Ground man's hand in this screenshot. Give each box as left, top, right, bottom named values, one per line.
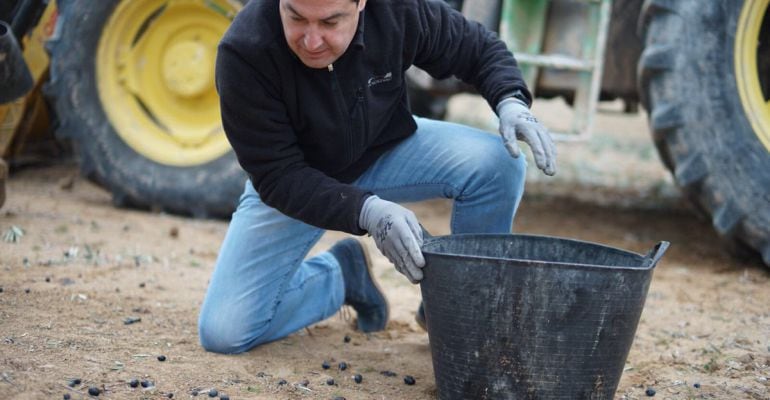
left=359, top=195, right=425, bottom=283
left=497, top=97, right=557, bottom=176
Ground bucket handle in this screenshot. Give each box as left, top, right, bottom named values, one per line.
left=643, top=241, right=670, bottom=268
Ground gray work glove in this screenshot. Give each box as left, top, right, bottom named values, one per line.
left=497, top=97, right=557, bottom=176
left=359, top=195, right=425, bottom=283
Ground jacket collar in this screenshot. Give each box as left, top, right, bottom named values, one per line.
left=351, top=9, right=365, bottom=50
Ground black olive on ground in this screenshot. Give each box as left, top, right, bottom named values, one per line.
left=403, top=375, right=416, bottom=385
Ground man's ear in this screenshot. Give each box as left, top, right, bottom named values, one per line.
left=357, top=0, right=367, bottom=12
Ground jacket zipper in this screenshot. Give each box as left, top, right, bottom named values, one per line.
left=328, top=63, right=354, bottom=164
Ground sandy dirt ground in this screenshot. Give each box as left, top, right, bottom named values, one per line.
left=1, top=96, right=769, bottom=400
left=1, top=162, right=768, bottom=400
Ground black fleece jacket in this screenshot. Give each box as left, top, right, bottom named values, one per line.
left=216, top=0, right=531, bottom=235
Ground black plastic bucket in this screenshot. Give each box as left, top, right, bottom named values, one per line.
left=420, top=233, right=669, bottom=400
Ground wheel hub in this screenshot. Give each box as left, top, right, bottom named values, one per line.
left=162, top=40, right=213, bottom=99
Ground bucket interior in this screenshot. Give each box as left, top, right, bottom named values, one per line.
left=422, top=233, right=648, bottom=269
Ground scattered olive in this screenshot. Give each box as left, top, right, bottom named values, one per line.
left=326, top=378, right=335, bottom=385
left=63, top=394, right=71, bottom=400
left=333, top=397, right=346, bottom=400
left=693, top=383, right=701, bottom=389
left=167, top=394, right=174, bottom=399
left=220, top=396, right=230, bottom=400
left=277, top=379, right=287, bottom=386
left=353, top=374, right=363, bottom=384
left=322, top=360, right=330, bottom=370
left=208, top=388, right=218, bottom=397
left=645, top=387, right=656, bottom=397
left=403, top=375, right=416, bottom=385
left=338, top=362, right=348, bottom=371
left=299, top=379, right=310, bottom=387
left=343, top=335, right=351, bottom=343
left=191, top=389, right=199, bottom=396
left=128, top=379, right=139, bottom=388
left=380, top=370, right=397, bottom=377
left=24, top=288, right=30, bottom=293
left=68, top=378, right=81, bottom=387
left=87, top=386, right=101, bottom=396
left=157, top=355, right=167, bottom=362
left=140, top=380, right=153, bottom=388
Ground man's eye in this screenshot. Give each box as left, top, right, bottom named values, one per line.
left=322, top=20, right=338, bottom=27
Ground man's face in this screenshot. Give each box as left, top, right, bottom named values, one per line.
left=279, top=0, right=366, bottom=69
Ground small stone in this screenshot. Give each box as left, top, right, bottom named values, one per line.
left=353, top=374, right=363, bottom=384
left=322, top=360, right=330, bottom=369
left=139, top=282, right=146, bottom=288
left=326, top=378, right=335, bottom=385
left=24, top=288, right=30, bottom=293
left=343, top=335, right=351, bottom=343
left=208, top=389, right=218, bottom=397
left=128, top=379, right=139, bottom=388
left=45, top=277, right=51, bottom=282
left=299, top=379, right=310, bottom=387
left=123, top=317, right=141, bottom=325
left=157, top=355, right=167, bottom=362
left=88, top=386, right=101, bottom=396
left=333, top=397, right=346, bottom=400
left=645, top=387, right=656, bottom=396
left=380, top=370, right=397, bottom=377
left=403, top=375, right=416, bottom=385
left=693, top=383, right=701, bottom=389
left=338, top=361, right=348, bottom=371
left=191, top=389, right=199, bottom=396
left=0, top=287, right=3, bottom=293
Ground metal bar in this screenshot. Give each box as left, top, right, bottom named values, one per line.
left=569, top=0, right=611, bottom=140
left=513, top=53, right=595, bottom=71
left=499, top=0, right=550, bottom=90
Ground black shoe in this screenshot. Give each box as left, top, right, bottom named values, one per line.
left=329, top=238, right=389, bottom=332
left=415, top=301, right=427, bottom=331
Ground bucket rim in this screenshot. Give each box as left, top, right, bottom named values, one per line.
left=421, top=233, right=661, bottom=271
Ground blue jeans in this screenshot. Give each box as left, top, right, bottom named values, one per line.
left=198, top=117, right=527, bottom=353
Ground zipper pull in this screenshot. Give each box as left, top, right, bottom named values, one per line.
left=327, top=64, right=334, bottom=72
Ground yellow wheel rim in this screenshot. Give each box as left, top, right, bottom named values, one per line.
left=736, top=0, right=770, bottom=152
left=97, top=0, right=242, bottom=166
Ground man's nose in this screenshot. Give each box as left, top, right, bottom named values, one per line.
left=303, top=28, right=323, bottom=51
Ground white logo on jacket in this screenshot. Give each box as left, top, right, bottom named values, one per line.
left=368, top=72, right=393, bottom=87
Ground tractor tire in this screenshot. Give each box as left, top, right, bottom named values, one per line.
left=45, top=0, right=246, bottom=218
left=638, top=0, right=770, bottom=266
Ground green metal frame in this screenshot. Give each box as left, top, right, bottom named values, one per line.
left=499, top=0, right=612, bottom=140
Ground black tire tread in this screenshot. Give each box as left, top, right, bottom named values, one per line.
left=639, top=0, right=770, bottom=267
